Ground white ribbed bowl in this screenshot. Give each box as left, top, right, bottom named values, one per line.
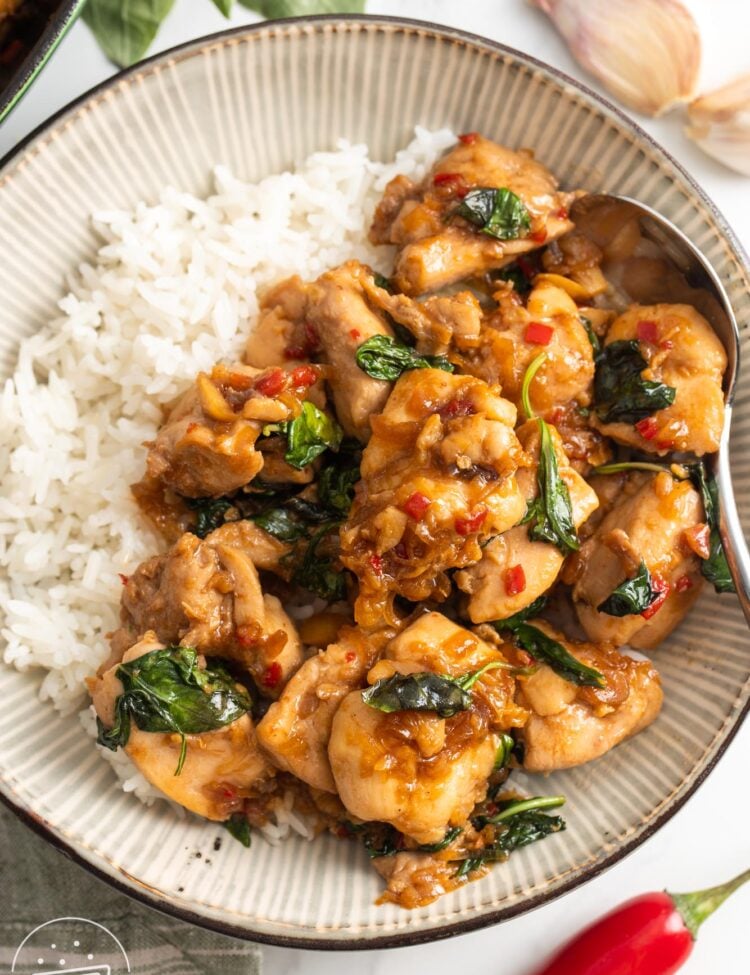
left=0, top=16, right=748, bottom=949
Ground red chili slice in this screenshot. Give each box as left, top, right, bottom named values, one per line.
left=458, top=132, right=479, bottom=145
left=555, top=206, right=569, bottom=220
left=530, top=227, right=548, bottom=244
left=349, top=328, right=361, bottom=340
left=637, top=320, right=659, bottom=344
left=455, top=508, right=488, bottom=536
left=641, top=577, right=670, bottom=620
left=368, top=553, right=384, bottom=576
left=438, top=397, right=475, bottom=420
left=255, top=368, right=287, bottom=397
left=344, top=651, right=357, bottom=663
left=505, top=564, right=526, bottom=595
left=434, top=171, right=463, bottom=186
left=261, top=661, right=283, bottom=688
left=290, top=364, right=318, bottom=389
left=635, top=417, right=659, bottom=440
left=675, top=574, right=694, bottom=593
left=684, top=523, right=711, bottom=560
left=524, top=321, right=554, bottom=345
left=403, top=491, right=431, bottom=520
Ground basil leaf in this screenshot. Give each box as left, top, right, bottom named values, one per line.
left=493, top=733, right=516, bottom=771
left=580, top=314, right=601, bottom=357
left=521, top=419, right=579, bottom=555
left=493, top=619, right=605, bottom=688
left=239, top=0, right=365, bottom=15
left=362, top=662, right=506, bottom=719
left=495, top=596, right=548, bottom=629
left=211, top=0, right=233, bottom=13
left=279, top=401, right=343, bottom=469
left=452, top=187, right=531, bottom=241
left=83, top=0, right=176, bottom=67
left=355, top=335, right=454, bottom=381
left=497, top=264, right=532, bottom=293
left=594, top=340, right=676, bottom=424
left=417, top=826, right=463, bottom=853
left=342, top=821, right=402, bottom=858
left=373, top=272, right=394, bottom=293
left=288, top=524, right=348, bottom=601
left=253, top=496, right=332, bottom=541
left=457, top=797, right=565, bottom=876
left=185, top=497, right=235, bottom=538
left=97, top=647, right=253, bottom=775
left=317, top=440, right=361, bottom=515
left=224, top=813, right=252, bottom=848
left=597, top=559, right=661, bottom=616
left=687, top=463, right=736, bottom=594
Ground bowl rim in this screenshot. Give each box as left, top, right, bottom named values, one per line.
left=1, top=11, right=749, bottom=952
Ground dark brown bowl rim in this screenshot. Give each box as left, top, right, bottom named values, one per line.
left=1, top=12, right=748, bottom=953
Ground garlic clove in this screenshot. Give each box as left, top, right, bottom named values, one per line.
left=686, top=73, right=750, bottom=176
left=529, top=0, right=701, bottom=117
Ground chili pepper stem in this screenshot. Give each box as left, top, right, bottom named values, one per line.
left=670, top=867, right=750, bottom=939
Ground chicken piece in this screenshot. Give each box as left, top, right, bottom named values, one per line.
left=592, top=303, right=727, bottom=456
left=372, top=851, right=462, bottom=909
left=145, top=362, right=318, bottom=498
left=257, top=626, right=382, bottom=792
left=110, top=521, right=303, bottom=696
left=328, top=613, right=527, bottom=845
left=539, top=230, right=610, bottom=299
left=515, top=622, right=663, bottom=771
left=340, top=369, right=527, bottom=627
left=370, top=135, right=576, bottom=295
left=472, top=278, right=596, bottom=414
left=566, top=471, right=704, bottom=649
left=89, top=634, right=273, bottom=820
left=248, top=262, right=394, bottom=441
left=456, top=419, right=598, bottom=623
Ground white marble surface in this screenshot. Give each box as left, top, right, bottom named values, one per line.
left=2, top=1, right=749, bottom=972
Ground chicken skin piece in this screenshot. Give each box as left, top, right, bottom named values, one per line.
left=328, top=613, right=527, bottom=844
left=247, top=262, right=394, bottom=441
left=145, top=362, right=318, bottom=498
left=566, top=471, right=704, bottom=649
left=110, top=521, right=303, bottom=697
left=515, top=622, right=663, bottom=772
left=340, top=369, right=527, bottom=627
left=257, top=626, right=382, bottom=792
left=456, top=419, right=599, bottom=623
left=370, top=135, right=576, bottom=295
left=89, top=634, right=273, bottom=820
left=592, top=303, right=727, bottom=456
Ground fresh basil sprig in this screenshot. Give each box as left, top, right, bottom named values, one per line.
left=687, top=463, right=736, bottom=594
left=493, top=617, right=605, bottom=688
left=452, top=187, right=531, bottom=241
left=355, top=335, right=454, bottom=381
left=597, top=559, right=661, bottom=616
left=268, top=401, right=343, bottom=470
left=96, top=647, right=253, bottom=775
left=362, top=661, right=509, bottom=719
left=594, top=340, right=676, bottom=424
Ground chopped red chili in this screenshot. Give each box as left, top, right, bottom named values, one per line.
left=684, top=523, right=711, bottom=560
left=458, top=132, right=479, bottom=144
left=455, top=508, right=488, bottom=536
left=555, top=206, right=569, bottom=220
left=255, top=368, right=286, bottom=397
left=524, top=321, right=554, bottom=346
left=635, top=417, right=659, bottom=440
left=641, top=577, right=670, bottom=620
left=221, top=786, right=237, bottom=800
left=403, top=491, right=431, bottom=520
left=530, top=227, right=548, bottom=244
left=284, top=344, right=307, bottom=360
left=368, top=553, right=384, bottom=575
left=675, top=574, right=693, bottom=593
left=261, top=662, right=283, bottom=688
left=344, top=651, right=357, bottom=663
left=186, top=421, right=199, bottom=433
left=660, top=339, right=674, bottom=350
left=637, top=320, right=659, bottom=344
left=434, top=171, right=463, bottom=186
left=119, top=573, right=129, bottom=586
left=505, top=564, right=526, bottom=595
left=349, top=328, right=361, bottom=340
left=290, top=364, right=318, bottom=389
left=438, top=397, right=475, bottom=420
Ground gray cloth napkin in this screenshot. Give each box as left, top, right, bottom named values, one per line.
left=0, top=804, right=261, bottom=975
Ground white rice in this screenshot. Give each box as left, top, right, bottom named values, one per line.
left=0, top=128, right=455, bottom=814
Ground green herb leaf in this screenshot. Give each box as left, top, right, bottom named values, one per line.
left=457, top=797, right=566, bottom=876
left=493, top=733, right=516, bottom=771
left=362, top=662, right=507, bottom=719
left=317, top=440, right=361, bottom=515
left=224, top=813, right=252, bottom=847
left=417, top=826, right=463, bottom=853
left=495, top=596, right=548, bottom=629
left=580, top=314, right=601, bottom=357
left=211, top=0, right=233, bottom=14
left=687, top=463, right=736, bottom=594
left=239, top=0, right=365, bottom=15
left=594, top=340, right=676, bottom=424
left=97, top=647, right=253, bottom=775
left=279, top=401, right=343, bottom=469
left=355, top=335, right=454, bottom=381
left=82, top=0, right=176, bottom=67
left=452, top=187, right=531, bottom=241
left=253, top=496, right=332, bottom=541
left=497, top=264, right=532, bottom=294
left=288, top=524, right=348, bottom=601
left=521, top=419, right=579, bottom=555
left=597, top=559, right=661, bottom=616
left=373, top=272, right=394, bottom=292
left=493, top=619, right=605, bottom=688
left=185, top=497, right=235, bottom=538
left=476, top=794, right=566, bottom=827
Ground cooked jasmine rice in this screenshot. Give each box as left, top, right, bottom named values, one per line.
left=0, top=129, right=455, bottom=811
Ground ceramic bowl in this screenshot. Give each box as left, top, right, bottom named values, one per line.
left=0, top=15, right=748, bottom=949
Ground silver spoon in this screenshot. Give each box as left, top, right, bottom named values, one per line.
left=570, top=193, right=750, bottom=625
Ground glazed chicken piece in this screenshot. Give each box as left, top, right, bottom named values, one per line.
left=370, top=135, right=576, bottom=295
left=472, top=278, right=597, bottom=414
left=110, top=521, right=303, bottom=696
left=592, top=303, right=727, bottom=456
left=257, top=626, right=383, bottom=792
left=565, top=471, right=704, bottom=649
left=328, top=613, right=527, bottom=844
left=456, top=419, right=599, bottom=623
left=340, top=369, right=527, bottom=627
left=372, top=851, right=463, bottom=909
left=145, top=362, right=319, bottom=498
left=247, top=262, right=394, bottom=441
left=89, top=634, right=274, bottom=820
left=515, top=622, right=663, bottom=772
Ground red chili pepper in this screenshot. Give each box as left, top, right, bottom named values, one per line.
left=289, top=364, right=318, bottom=389
left=455, top=508, right=487, bottom=536
left=433, top=171, right=463, bottom=186
left=505, top=564, right=526, bottom=595
left=642, top=576, right=670, bottom=620
left=403, top=491, right=431, bottom=521
left=255, top=368, right=286, bottom=397
left=517, top=256, right=536, bottom=278
left=284, top=344, right=307, bottom=360
left=344, top=651, right=356, bottom=663
left=186, top=421, right=199, bottom=433
left=531, top=868, right=750, bottom=975
left=637, top=319, right=660, bottom=344
left=660, top=339, right=674, bottom=350
left=437, top=397, right=475, bottom=420
left=368, top=553, right=384, bottom=576
left=555, top=205, right=569, bottom=220
left=349, top=328, right=361, bottom=340
left=675, top=574, right=693, bottom=593
left=684, top=523, right=711, bottom=560
left=530, top=227, right=548, bottom=244
left=118, top=573, right=129, bottom=586
left=261, top=661, right=283, bottom=688
left=636, top=416, right=660, bottom=441
left=524, top=321, right=554, bottom=346
left=458, top=131, right=479, bottom=144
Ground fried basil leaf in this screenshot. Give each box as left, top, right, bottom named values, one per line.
left=185, top=497, right=235, bottom=538
left=224, top=813, right=252, bottom=848
left=520, top=419, right=579, bottom=555
left=597, top=559, right=661, bottom=616
left=253, top=496, right=332, bottom=541
left=417, top=826, right=463, bottom=853
left=279, top=401, right=343, bottom=469
left=452, top=187, right=531, bottom=241
left=687, top=463, right=736, bottom=594
left=287, top=524, right=348, bottom=601
left=96, top=647, right=252, bottom=775
left=594, top=340, right=676, bottom=424
left=457, top=796, right=566, bottom=876
left=496, top=596, right=548, bottom=629
left=497, top=263, right=532, bottom=294
left=493, top=733, right=516, bottom=771
left=362, top=662, right=506, bottom=718
left=493, top=619, right=605, bottom=688
left=317, top=440, right=362, bottom=515
left=355, top=335, right=454, bottom=381
left=580, top=314, right=601, bottom=357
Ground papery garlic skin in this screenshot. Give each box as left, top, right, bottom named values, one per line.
left=686, top=74, right=750, bottom=177
left=529, top=0, right=701, bottom=117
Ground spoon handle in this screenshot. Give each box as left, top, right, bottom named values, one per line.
left=715, top=440, right=750, bottom=626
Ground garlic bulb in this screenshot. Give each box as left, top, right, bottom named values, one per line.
left=529, top=0, right=701, bottom=117
left=686, top=74, right=750, bottom=176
